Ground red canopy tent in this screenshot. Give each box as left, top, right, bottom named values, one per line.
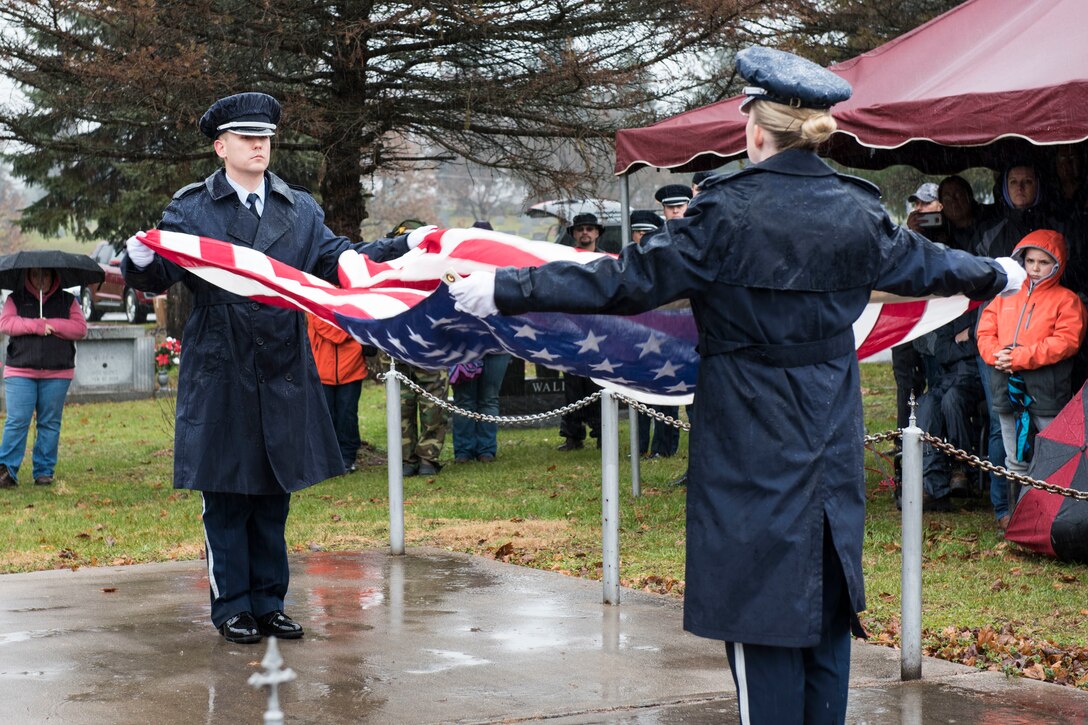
left=614, top=0, right=1088, bottom=174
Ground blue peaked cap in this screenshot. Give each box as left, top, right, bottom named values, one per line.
left=630, top=209, right=663, bottom=231
left=199, top=92, right=281, bottom=139
left=737, top=47, right=852, bottom=111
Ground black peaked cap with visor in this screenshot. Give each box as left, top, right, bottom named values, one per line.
left=737, top=47, right=852, bottom=111
left=199, top=92, right=281, bottom=139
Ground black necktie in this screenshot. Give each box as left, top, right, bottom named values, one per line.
left=246, top=192, right=261, bottom=220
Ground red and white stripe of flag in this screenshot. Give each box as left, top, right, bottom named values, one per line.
left=139, top=228, right=976, bottom=361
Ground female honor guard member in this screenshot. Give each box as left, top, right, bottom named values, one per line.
left=123, top=93, right=429, bottom=645
left=450, top=48, right=1025, bottom=724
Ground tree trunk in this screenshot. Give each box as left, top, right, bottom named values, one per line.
left=165, top=285, right=192, bottom=341
left=320, top=147, right=368, bottom=238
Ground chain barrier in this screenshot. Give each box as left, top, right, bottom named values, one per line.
left=864, top=430, right=901, bottom=447
left=378, top=369, right=601, bottom=425
left=919, top=431, right=1088, bottom=501
left=385, top=367, right=1087, bottom=501
left=862, top=427, right=1088, bottom=502
left=611, top=392, right=691, bottom=432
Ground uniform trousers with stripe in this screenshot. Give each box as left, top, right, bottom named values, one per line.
left=202, top=491, right=292, bottom=628
left=725, top=519, right=852, bottom=725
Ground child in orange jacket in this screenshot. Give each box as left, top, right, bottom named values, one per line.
left=307, top=314, right=368, bottom=472
left=976, top=229, right=1087, bottom=494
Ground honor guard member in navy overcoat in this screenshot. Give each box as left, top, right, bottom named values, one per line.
left=629, top=209, right=663, bottom=245
left=449, top=48, right=1027, bottom=723
left=654, top=183, right=693, bottom=220
left=123, top=92, right=428, bottom=645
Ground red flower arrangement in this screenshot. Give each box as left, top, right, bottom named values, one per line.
left=155, top=336, right=182, bottom=373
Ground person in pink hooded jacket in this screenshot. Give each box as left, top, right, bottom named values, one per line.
left=0, top=268, right=87, bottom=488
left=976, top=229, right=1087, bottom=525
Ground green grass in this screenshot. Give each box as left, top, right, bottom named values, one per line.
left=3, top=363, right=1088, bottom=686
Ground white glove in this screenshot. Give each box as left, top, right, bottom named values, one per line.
left=995, top=256, right=1027, bottom=297
left=449, top=271, right=499, bottom=317
left=125, top=234, right=155, bottom=268
left=406, top=225, right=438, bottom=249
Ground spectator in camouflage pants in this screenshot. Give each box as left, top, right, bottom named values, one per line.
left=400, top=363, right=449, bottom=476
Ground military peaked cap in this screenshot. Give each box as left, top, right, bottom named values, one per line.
left=199, top=92, right=282, bottom=139
left=737, top=47, right=852, bottom=111
left=654, top=184, right=692, bottom=207
left=630, top=209, right=664, bottom=232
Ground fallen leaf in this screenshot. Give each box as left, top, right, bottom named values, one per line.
left=1023, top=663, right=1047, bottom=680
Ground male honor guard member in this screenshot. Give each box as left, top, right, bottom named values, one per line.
left=629, top=209, right=663, bottom=245
left=123, top=92, right=424, bottom=644
left=654, top=184, right=693, bottom=220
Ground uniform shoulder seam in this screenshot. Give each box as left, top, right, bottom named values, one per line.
left=172, top=181, right=204, bottom=200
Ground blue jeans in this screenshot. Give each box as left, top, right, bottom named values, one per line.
left=0, top=376, right=72, bottom=483
left=977, top=357, right=1008, bottom=519
left=452, top=354, right=510, bottom=459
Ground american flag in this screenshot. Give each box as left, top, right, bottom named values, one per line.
left=139, top=228, right=976, bottom=404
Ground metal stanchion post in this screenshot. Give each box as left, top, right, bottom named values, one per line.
left=900, top=402, right=923, bottom=680
left=629, top=406, right=641, bottom=497
left=601, top=390, right=621, bottom=604
left=386, top=362, right=405, bottom=556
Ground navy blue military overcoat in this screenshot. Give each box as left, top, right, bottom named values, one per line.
left=495, top=150, right=1006, bottom=647
left=123, top=168, right=408, bottom=495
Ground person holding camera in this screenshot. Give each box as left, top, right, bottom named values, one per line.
left=906, top=182, right=948, bottom=243
left=890, top=182, right=946, bottom=478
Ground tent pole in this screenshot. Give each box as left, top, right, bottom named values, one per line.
left=619, top=174, right=631, bottom=247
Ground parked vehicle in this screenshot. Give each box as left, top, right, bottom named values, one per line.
left=525, top=199, right=624, bottom=253
left=80, top=241, right=161, bottom=323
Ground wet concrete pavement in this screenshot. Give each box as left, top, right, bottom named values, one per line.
left=2, top=547, right=1088, bottom=724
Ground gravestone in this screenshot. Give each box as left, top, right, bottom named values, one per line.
left=0, top=324, right=156, bottom=410
left=498, top=358, right=566, bottom=427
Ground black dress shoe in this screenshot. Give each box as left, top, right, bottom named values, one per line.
left=219, top=612, right=262, bottom=644
left=922, top=492, right=953, bottom=512
left=0, top=464, right=16, bottom=489
left=256, top=610, right=304, bottom=639
left=556, top=438, right=584, bottom=451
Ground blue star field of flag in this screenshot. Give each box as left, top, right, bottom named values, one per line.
left=335, top=285, right=699, bottom=396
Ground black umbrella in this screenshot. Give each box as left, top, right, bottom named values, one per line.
left=0, top=249, right=105, bottom=291
left=0, top=249, right=106, bottom=318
